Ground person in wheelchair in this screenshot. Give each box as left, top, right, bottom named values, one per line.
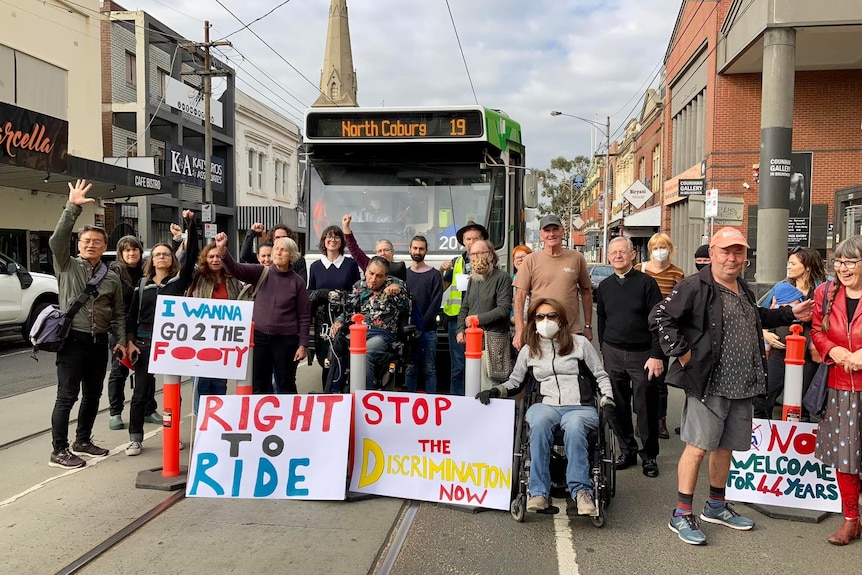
left=477, top=297, right=615, bottom=515
left=330, top=256, right=411, bottom=389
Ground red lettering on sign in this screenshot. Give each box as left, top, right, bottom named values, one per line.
left=199, top=396, right=231, bottom=431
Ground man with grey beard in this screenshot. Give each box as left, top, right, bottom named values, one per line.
left=457, top=239, right=513, bottom=389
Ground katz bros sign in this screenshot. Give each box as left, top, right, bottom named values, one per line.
left=188, top=394, right=351, bottom=499
left=727, top=419, right=840, bottom=512
left=165, top=142, right=225, bottom=192
left=149, top=295, right=253, bottom=380
left=350, top=391, right=514, bottom=510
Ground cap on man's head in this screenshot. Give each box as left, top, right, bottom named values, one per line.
left=455, top=220, right=489, bottom=245
left=710, top=227, right=750, bottom=249
left=694, top=244, right=710, bottom=260
left=539, top=214, right=563, bottom=229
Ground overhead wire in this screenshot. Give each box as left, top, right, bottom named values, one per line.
left=213, top=44, right=310, bottom=111
left=217, top=0, right=293, bottom=41
left=444, top=0, right=479, bottom=105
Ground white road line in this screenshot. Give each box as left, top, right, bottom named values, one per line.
left=0, top=349, right=31, bottom=359
left=552, top=498, right=580, bottom=575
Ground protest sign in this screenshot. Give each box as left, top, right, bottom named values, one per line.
left=149, top=295, right=253, bottom=379
left=187, top=394, right=352, bottom=499
left=727, top=418, right=841, bottom=513
left=349, top=391, right=515, bottom=510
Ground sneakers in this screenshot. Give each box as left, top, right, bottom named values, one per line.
left=576, top=489, right=597, bottom=516
left=144, top=411, right=163, bottom=425
left=109, top=414, right=125, bottom=430
left=527, top=495, right=549, bottom=512
left=71, top=440, right=109, bottom=457
left=700, top=502, right=755, bottom=530
left=125, top=441, right=142, bottom=456
left=669, top=513, right=707, bottom=545
left=49, top=448, right=86, bottom=469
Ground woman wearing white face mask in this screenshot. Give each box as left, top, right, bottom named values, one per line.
left=476, top=297, right=614, bottom=515
left=638, top=233, right=684, bottom=439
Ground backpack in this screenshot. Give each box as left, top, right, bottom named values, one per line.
left=237, top=266, right=270, bottom=301
left=30, top=263, right=109, bottom=358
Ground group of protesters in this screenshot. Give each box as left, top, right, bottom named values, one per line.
left=47, top=179, right=862, bottom=547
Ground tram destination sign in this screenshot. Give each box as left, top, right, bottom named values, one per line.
left=305, top=110, right=485, bottom=140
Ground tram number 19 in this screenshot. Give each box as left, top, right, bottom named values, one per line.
left=450, top=118, right=467, bottom=136
left=439, top=236, right=459, bottom=250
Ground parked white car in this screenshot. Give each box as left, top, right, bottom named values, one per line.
left=0, top=252, right=59, bottom=342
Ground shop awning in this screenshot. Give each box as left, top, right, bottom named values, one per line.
left=624, top=205, right=661, bottom=227
left=236, top=204, right=307, bottom=232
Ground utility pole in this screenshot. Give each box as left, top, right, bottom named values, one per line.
left=602, top=115, right=610, bottom=263
left=180, top=22, right=230, bottom=207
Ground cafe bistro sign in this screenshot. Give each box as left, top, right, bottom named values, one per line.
left=0, top=102, right=68, bottom=173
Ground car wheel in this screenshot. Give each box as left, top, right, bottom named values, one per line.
left=22, top=301, right=51, bottom=343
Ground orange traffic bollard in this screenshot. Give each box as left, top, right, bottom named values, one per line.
left=782, top=323, right=805, bottom=422
left=465, top=316, right=483, bottom=397
left=162, top=374, right=181, bottom=477
left=349, top=313, right=367, bottom=392
left=236, top=321, right=255, bottom=395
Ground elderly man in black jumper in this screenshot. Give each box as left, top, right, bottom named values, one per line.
left=596, top=236, right=664, bottom=478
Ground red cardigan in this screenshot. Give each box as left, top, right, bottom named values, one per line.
left=811, top=281, right=862, bottom=391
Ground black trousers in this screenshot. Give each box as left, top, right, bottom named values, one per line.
left=128, top=341, right=156, bottom=443
left=253, top=331, right=300, bottom=394
left=51, top=331, right=109, bottom=452
left=602, top=343, right=660, bottom=460
left=754, top=348, right=819, bottom=420
left=107, top=344, right=157, bottom=417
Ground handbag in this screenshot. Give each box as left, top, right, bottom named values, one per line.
left=237, top=266, right=270, bottom=301
left=29, top=263, right=109, bottom=358
left=483, top=331, right=513, bottom=381
left=802, top=280, right=832, bottom=417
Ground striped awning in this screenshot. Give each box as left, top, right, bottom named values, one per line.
left=236, top=205, right=307, bottom=232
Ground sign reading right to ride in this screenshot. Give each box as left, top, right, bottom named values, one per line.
left=305, top=109, right=485, bottom=140
left=350, top=391, right=515, bottom=510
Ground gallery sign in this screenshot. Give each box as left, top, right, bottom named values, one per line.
left=165, top=76, right=224, bottom=128
left=0, top=102, right=68, bottom=173
left=678, top=178, right=705, bottom=196
left=165, top=142, right=225, bottom=192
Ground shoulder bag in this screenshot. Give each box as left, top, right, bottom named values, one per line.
left=803, top=280, right=831, bottom=417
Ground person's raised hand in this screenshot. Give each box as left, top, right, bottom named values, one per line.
left=342, top=214, right=353, bottom=234
left=475, top=387, right=501, bottom=405
left=182, top=209, right=195, bottom=221
left=251, top=222, right=265, bottom=234
left=68, top=179, right=94, bottom=206
left=214, top=232, right=228, bottom=251
left=170, top=223, right=182, bottom=238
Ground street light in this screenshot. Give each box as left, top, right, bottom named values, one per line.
left=550, top=111, right=611, bottom=262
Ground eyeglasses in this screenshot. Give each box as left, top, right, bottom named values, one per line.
left=470, top=251, right=492, bottom=258
left=324, top=236, right=341, bottom=241
left=78, top=238, right=104, bottom=246
left=833, top=259, right=860, bottom=270
left=151, top=252, right=173, bottom=259
left=534, top=312, right=559, bottom=321
left=376, top=247, right=393, bottom=253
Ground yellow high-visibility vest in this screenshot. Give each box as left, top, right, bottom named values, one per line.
left=442, top=256, right=465, bottom=317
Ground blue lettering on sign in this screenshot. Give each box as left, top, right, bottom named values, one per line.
left=189, top=452, right=224, bottom=495
left=182, top=301, right=243, bottom=321
left=162, top=299, right=176, bottom=317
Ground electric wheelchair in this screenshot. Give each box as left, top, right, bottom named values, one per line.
left=509, top=365, right=617, bottom=526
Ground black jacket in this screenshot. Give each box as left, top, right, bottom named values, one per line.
left=648, top=265, right=795, bottom=400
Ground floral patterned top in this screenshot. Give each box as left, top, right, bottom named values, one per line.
left=341, top=276, right=410, bottom=333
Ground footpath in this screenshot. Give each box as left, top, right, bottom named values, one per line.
left=0, top=373, right=403, bottom=575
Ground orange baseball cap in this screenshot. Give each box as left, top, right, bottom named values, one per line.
left=710, top=227, right=749, bottom=249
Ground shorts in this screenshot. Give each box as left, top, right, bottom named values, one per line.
left=680, top=395, right=753, bottom=452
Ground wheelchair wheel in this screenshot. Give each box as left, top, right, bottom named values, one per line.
left=602, top=415, right=617, bottom=501
left=511, top=494, right=526, bottom=522
left=590, top=505, right=606, bottom=528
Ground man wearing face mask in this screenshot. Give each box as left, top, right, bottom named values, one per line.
left=597, top=237, right=664, bottom=478
left=457, top=240, right=513, bottom=389
left=694, top=244, right=711, bottom=272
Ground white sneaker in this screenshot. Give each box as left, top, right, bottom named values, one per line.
left=576, top=489, right=597, bottom=516
left=125, top=441, right=142, bottom=456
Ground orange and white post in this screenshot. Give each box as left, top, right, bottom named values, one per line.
left=464, top=316, right=483, bottom=398
left=162, top=374, right=182, bottom=477
left=782, top=323, right=806, bottom=422
left=349, top=313, right=367, bottom=392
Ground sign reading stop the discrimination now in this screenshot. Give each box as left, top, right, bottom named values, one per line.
left=149, top=295, right=254, bottom=379
left=350, top=391, right=515, bottom=510
left=187, top=394, right=351, bottom=499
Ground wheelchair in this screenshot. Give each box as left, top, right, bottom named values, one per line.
left=320, top=291, right=419, bottom=393
left=509, top=367, right=616, bottom=527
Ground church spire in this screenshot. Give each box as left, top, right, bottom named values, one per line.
left=312, top=0, right=358, bottom=107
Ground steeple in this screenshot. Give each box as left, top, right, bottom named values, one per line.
left=312, top=0, right=358, bottom=107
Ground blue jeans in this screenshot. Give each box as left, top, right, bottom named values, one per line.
left=406, top=330, right=438, bottom=393
left=525, top=403, right=599, bottom=497
left=194, top=377, right=228, bottom=416
left=365, top=327, right=394, bottom=389
left=448, top=320, right=465, bottom=395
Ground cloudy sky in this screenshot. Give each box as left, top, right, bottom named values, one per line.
left=127, top=0, right=683, bottom=170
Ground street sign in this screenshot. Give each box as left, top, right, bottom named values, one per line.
left=622, top=180, right=653, bottom=209
left=573, top=216, right=585, bottom=229
left=204, top=223, right=217, bottom=239
left=573, top=174, right=585, bottom=190
left=201, top=203, right=214, bottom=223
left=705, top=188, right=719, bottom=218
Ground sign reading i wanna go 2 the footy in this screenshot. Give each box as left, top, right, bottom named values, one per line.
left=187, top=394, right=352, bottom=499
left=350, top=391, right=515, bottom=510
left=727, top=419, right=841, bottom=513
left=149, top=295, right=254, bottom=379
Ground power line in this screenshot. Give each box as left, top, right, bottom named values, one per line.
left=213, top=0, right=338, bottom=106
left=444, top=0, right=479, bottom=105
left=217, top=0, right=293, bottom=41
left=214, top=44, right=310, bottom=110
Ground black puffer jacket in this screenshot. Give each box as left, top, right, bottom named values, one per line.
left=648, top=265, right=795, bottom=400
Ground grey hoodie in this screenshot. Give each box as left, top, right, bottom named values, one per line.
left=496, top=334, right=612, bottom=406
